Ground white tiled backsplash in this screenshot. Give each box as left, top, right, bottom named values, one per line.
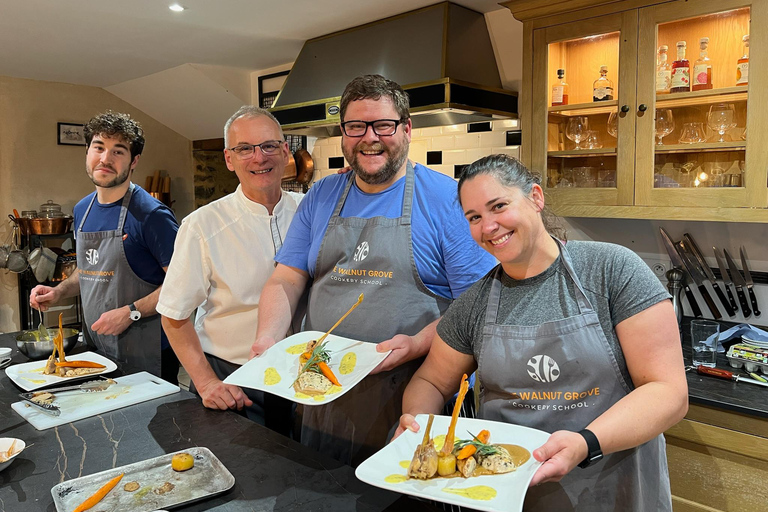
left=311, top=119, right=520, bottom=181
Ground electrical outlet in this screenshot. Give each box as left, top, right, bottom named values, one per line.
left=643, top=258, right=669, bottom=280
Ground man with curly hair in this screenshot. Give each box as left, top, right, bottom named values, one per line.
left=30, top=111, right=179, bottom=383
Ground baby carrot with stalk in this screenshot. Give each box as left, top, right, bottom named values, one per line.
left=317, top=361, right=341, bottom=386
left=456, top=429, right=490, bottom=460
left=72, top=473, right=124, bottom=512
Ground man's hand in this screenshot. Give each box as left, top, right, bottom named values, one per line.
left=196, top=377, right=254, bottom=411
left=371, top=334, right=422, bottom=374
left=30, top=285, right=60, bottom=311
left=529, top=430, right=588, bottom=486
left=393, top=413, right=421, bottom=441
left=91, top=306, right=133, bottom=336
left=250, top=336, right=277, bottom=359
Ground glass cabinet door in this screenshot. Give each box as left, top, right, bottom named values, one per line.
left=532, top=12, right=637, bottom=207
left=636, top=0, right=768, bottom=208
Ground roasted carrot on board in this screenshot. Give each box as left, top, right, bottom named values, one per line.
left=72, top=473, right=124, bottom=512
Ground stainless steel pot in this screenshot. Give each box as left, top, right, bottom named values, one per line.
left=16, top=328, right=80, bottom=359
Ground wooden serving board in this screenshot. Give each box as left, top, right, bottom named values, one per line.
left=11, top=372, right=179, bottom=430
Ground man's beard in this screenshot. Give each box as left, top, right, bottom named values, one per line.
left=344, top=141, right=409, bottom=186
left=87, top=164, right=131, bottom=189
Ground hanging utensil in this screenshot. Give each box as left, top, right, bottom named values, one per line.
left=660, top=228, right=702, bottom=318
left=739, top=247, right=761, bottom=317
left=316, top=293, right=364, bottom=345
left=294, top=149, right=315, bottom=185
left=683, top=234, right=734, bottom=317
left=724, top=249, right=751, bottom=318
left=713, top=247, right=738, bottom=312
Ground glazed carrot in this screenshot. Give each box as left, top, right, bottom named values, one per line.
left=441, top=374, right=469, bottom=456
left=456, top=429, right=491, bottom=460
left=72, top=473, right=124, bottom=512
left=299, top=351, right=312, bottom=366
left=317, top=361, right=341, bottom=387
left=57, top=313, right=66, bottom=363
left=54, top=361, right=106, bottom=369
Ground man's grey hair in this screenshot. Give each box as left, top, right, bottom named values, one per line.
left=224, top=106, right=284, bottom=147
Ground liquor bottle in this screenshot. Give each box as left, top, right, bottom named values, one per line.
left=692, top=37, right=712, bottom=91
left=737, top=35, right=749, bottom=86
left=552, top=69, right=569, bottom=106
left=656, top=45, right=671, bottom=94
left=592, top=65, right=614, bottom=102
left=670, top=41, right=690, bottom=93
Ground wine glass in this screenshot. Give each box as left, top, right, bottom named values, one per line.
left=566, top=117, right=589, bottom=150
left=655, top=109, right=675, bottom=146
left=607, top=111, right=618, bottom=138
left=707, top=103, right=736, bottom=143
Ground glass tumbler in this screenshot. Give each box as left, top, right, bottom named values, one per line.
left=691, top=319, right=719, bottom=368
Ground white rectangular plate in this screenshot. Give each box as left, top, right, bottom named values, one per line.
left=355, top=414, right=551, bottom=512
left=4, top=351, right=117, bottom=391
left=223, top=330, right=390, bottom=406
left=51, top=447, right=234, bottom=512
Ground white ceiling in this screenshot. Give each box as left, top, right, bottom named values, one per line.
left=0, top=0, right=506, bottom=87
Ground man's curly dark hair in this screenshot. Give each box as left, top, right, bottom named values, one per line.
left=84, top=111, right=145, bottom=159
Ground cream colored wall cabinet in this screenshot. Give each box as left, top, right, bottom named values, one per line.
left=505, top=0, right=768, bottom=222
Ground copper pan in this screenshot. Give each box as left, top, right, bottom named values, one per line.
left=294, top=149, right=315, bottom=184
left=282, top=153, right=298, bottom=182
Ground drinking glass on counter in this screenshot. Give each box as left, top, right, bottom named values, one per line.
left=566, top=117, right=589, bottom=150
left=707, top=103, right=736, bottom=143
left=655, top=109, right=675, bottom=146
left=691, top=319, right=719, bottom=368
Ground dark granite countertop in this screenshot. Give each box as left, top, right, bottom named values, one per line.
left=0, top=332, right=435, bottom=512
left=680, top=318, right=768, bottom=418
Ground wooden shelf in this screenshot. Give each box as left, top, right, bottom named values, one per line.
left=654, top=141, right=747, bottom=154
left=656, top=87, right=748, bottom=108
left=548, top=100, right=617, bottom=116
left=550, top=204, right=768, bottom=223
left=548, top=148, right=617, bottom=157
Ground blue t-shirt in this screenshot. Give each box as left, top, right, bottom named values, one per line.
left=74, top=184, right=178, bottom=348
left=276, top=163, right=496, bottom=299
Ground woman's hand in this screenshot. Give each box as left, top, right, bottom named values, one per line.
left=529, top=430, right=588, bottom=486
left=392, top=414, right=421, bottom=441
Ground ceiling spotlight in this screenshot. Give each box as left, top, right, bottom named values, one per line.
left=169, top=4, right=185, bottom=12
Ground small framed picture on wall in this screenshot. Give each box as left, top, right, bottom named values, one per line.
left=57, top=123, right=86, bottom=146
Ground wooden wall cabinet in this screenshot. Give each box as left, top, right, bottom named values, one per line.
left=505, top=0, right=768, bottom=222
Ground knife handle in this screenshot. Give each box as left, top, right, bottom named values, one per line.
left=684, top=285, right=702, bottom=318
left=725, top=284, right=737, bottom=311
left=736, top=286, right=751, bottom=318
left=696, top=366, right=734, bottom=380
left=711, top=283, right=735, bottom=317
left=698, top=284, right=722, bottom=319
left=747, top=287, right=761, bottom=317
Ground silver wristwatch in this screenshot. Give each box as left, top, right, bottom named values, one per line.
left=129, top=303, right=141, bottom=321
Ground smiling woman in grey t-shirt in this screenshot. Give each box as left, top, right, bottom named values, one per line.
left=396, top=155, right=688, bottom=512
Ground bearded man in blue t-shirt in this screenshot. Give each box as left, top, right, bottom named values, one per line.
left=251, top=74, right=496, bottom=466
left=30, top=111, right=179, bottom=383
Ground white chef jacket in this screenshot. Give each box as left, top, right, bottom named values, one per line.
left=157, top=185, right=303, bottom=365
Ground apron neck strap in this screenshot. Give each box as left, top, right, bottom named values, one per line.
left=332, top=162, right=415, bottom=221
left=79, top=183, right=135, bottom=233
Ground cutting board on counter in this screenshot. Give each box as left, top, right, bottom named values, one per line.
left=11, top=372, right=180, bottom=430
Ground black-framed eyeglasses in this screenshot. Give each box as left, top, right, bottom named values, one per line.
left=340, top=119, right=406, bottom=137
left=227, top=140, right=284, bottom=159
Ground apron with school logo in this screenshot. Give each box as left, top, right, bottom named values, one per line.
left=303, top=162, right=451, bottom=466
left=77, top=184, right=162, bottom=377
left=478, top=239, right=671, bottom=511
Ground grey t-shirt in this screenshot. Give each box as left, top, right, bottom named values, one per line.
left=437, top=240, right=670, bottom=387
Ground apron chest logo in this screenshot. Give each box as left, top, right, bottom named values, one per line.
left=526, top=355, right=561, bottom=383
left=353, top=241, right=370, bottom=262
left=85, top=248, right=100, bottom=265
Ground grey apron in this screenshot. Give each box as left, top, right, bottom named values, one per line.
left=77, top=184, right=162, bottom=377
left=478, top=240, right=671, bottom=512
left=303, top=162, right=450, bottom=466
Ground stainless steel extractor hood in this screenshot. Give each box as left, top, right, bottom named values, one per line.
left=270, top=2, right=517, bottom=137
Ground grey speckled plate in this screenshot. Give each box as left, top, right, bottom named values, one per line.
left=51, top=447, right=234, bottom=512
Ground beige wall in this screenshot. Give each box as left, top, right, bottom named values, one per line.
left=0, top=75, right=194, bottom=333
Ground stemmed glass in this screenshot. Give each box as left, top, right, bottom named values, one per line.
left=655, top=109, right=675, bottom=146
left=607, top=111, right=618, bottom=138
left=707, top=103, right=736, bottom=143
left=566, top=117, right=589, bottom=150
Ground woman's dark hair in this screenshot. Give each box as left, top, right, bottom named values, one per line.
left=84, top=111, right=145, bottom=160
left=457, top=154, right=566, bottom=240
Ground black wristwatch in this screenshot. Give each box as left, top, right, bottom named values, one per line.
left=577, top=429, right=603, bottom=469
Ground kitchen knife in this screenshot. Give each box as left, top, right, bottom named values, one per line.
left=683, top=234, right=734, bottom=317
left=724, top=249, right=751, bottom=318
left=677, top=243, right=721, bottom=319
left=713, top=247, right=738, bottom=311
left=696, top=365, right=768, bottom=388
left=739, top=246, right=761, bottom=317
left=659, top=228, right=702, bottom=318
